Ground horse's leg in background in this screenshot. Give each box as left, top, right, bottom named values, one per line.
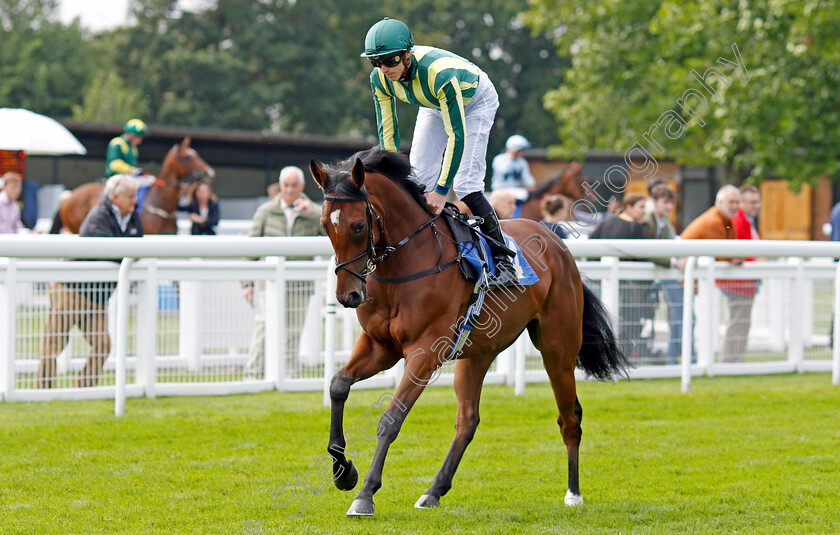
left=346, top=342, right=439, bottom=516
left=535, top=317, right=585, bottom=506
left=415, top=355, right=495, bottom=509
left=328, top=333, right=399, bottom=492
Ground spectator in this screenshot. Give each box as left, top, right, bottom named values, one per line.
left=243, top=166, right=326, bottom=379
left=491, top=134, right=536, bottom=200
left=38, top=175, right=143, bottom=388
left=589, top=193, right=656, bottom=360
left=642, top=184, right=688, bottom=364
left=185, top=181, right=220, bottom=235
left=680, top=184, right=747, bottom=362
left=267, top=182, right=281, bottom=201
left=489, top=189, right=517, bottom=220
left=717, top=184, right=761, bottom=362
left=0, top=172, right=22, bottom=234
left=540, top=194, right=573, bottom=239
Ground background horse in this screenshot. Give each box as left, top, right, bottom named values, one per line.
left=518, top=161, right=586, bottom=221
left=309, top=148, right=627, bottom=517
left=58, top=137, right=214, bottom=234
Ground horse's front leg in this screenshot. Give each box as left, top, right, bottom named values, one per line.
left=346, top=344, right=438, bottom=516
left=328, top=333, right=398, bottom=492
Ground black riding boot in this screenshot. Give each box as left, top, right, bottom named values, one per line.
left=479, top=211, right=520, bottom=288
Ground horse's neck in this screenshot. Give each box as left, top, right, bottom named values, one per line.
left=147, top=155, right=180, bottom=210
left=368, top=177, right=453, bottom=274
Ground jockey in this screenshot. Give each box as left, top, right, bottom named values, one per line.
left=362, top=17, right=518, bottom=288
left=491, top=134, right=536, bottom=203
left=105, top=119, right=154, bottom=188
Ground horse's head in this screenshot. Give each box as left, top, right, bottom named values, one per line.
left=310, top=157, right=382, bottom=308
left=163, top=137, right=216, bottom=186
left=560, top=161, right=586, bottom=200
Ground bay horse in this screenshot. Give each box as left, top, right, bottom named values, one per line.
left=518, top=161, right=586, bottom=221
left=58, top=138, right=214, bottom=234
left=309, top=148, right=627, bottom=517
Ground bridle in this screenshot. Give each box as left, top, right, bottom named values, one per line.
left=153, top=150, right=212, bottom=187
left=145, top=149, right=214, bottom=220
left=324, top=188, right=451, bottom=284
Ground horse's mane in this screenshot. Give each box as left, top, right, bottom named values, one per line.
left=323, top=147, right=432, bottom=215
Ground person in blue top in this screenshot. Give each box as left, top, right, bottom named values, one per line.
left=491, top=134, right=536, bottom=195
left=362, top=17, right=517, bottom=288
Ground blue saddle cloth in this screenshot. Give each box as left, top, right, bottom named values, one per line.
left=458, top=232, right=539, bottom=287
left=136, top=184, right=151, bottom=210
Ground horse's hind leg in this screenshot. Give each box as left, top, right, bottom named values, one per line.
left=538, top=329, right=585, bottom=506
left=416, top=355, right=494, bottom=509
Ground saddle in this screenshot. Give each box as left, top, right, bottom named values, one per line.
left=441, top=203, right=538, bottom=286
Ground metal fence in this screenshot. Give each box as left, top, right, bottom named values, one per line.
left=1, top=236, right=839, bottom=415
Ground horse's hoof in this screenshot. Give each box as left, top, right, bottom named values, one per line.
left=564, top=490, right=583, bottom=506
left=414, top=494, right=440, bottom=509
left=346, top=498, right=375, bottom=516
left=334, top=460, right=358, bottom=491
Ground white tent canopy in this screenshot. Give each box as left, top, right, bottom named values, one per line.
left=0, top=108, right=87, bottom=155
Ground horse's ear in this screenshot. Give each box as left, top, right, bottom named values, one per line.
left=572, top=161, right=582, bottom=171
left=181, top=137, right=191, bottom=148
left=350, top=158, right=365, bottom=189
left=309, top=160, right=329, bottom=190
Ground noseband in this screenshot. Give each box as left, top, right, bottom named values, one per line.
left=324, top=189, right=443, bottom=283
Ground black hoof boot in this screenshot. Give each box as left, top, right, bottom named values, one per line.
left=334, top=460, right=359, bottom=491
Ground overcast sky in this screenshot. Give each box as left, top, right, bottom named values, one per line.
left=58, top=0, right=211, bottom=32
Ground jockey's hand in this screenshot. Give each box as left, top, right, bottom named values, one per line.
left=424, top=192, right=446, bottom=215
left=133, top=167, right=143, bottom=176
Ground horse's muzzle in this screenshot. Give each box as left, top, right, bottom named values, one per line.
left=339, top=288, right=366, bottom=308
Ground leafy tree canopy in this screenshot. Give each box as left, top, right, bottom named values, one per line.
left=524, top=0, right=840, bottom=188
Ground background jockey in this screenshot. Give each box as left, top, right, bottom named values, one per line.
left=361, top=17, right=517, bottom=288
left=106, top=119, right=155, bottom=204
left=491, top=134, right=536, bottom=204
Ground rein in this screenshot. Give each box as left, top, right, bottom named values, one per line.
left=324, top=191, right=457, bottom=284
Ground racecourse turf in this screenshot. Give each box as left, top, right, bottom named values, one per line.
left=1, top=373, right=838, bottom=534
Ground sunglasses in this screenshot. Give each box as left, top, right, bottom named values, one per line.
left=369, top=53, right=403, bottom=68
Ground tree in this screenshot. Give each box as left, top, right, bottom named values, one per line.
left=524, top=0, right=840, bottom=188
left=72, top=72, right=149, bottom=123
left=0, top=0, right=107, bottom=119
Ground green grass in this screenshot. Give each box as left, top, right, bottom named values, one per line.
left=1, top=374, right=839, bottom=534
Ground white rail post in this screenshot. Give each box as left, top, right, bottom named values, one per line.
left=323, top=257, right=337, bottom=407
left=137, top=259, right=158, bottom=398
left=681, top=257, right=696, bottom=393
left=0, top=258, right=16, bottom=401
left=115, top=257, right=136, bottom=417
left=696, top=257, right=715, bottom=376
left=265, top=256, right=286, bottom=391
left=600, top=256, right=620, bottom=329
left=833, top=261, right=840, bottom=386
left=514, top=333, right=526, bottom=396
left=788, top=257, right=805, bottom=372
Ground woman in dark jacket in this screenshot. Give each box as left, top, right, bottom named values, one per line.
left=186, top=180, right=220, bottom=235
left=589, top=193, right=656, bottom=362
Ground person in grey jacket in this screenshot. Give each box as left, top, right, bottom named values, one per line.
left=39, top=175, right=143, bottom=388
left=243, top=166, right=326, bottom=379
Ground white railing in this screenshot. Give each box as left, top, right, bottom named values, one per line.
left=1, top=236, right=839, bottom=416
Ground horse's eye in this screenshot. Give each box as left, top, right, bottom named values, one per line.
left=351, top=222, right=365, bottom=234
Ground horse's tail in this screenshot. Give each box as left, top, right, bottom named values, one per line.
left=577, top=282, right=630, bottom=381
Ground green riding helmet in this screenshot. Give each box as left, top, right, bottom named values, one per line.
left=123, top=119, right=148, bottom=137
left=360, top=17, right=414, bottom=58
